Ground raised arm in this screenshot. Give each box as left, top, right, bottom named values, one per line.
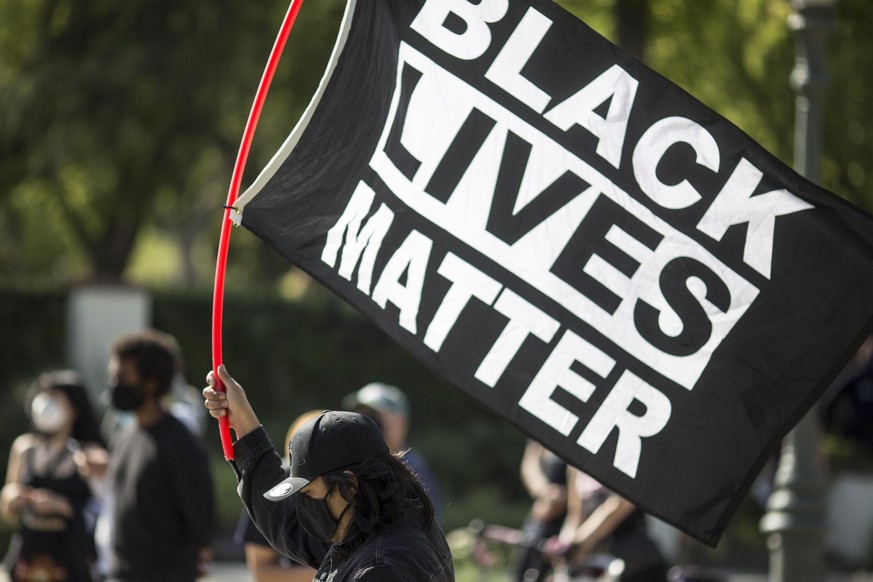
left=521, top=441, right=567, bottom=523
left=560, top=468, right=636, bottom=563
left=203, top=365, right=328, bottom=568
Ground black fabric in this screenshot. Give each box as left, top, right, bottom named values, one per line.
left=605, top=521, right=666, bottom=581
left=822, top=355, right=873, bottom=453
left=231, top=426, right=455, bottom=582
left=235, top=509, right=271, bottom=547
left=238, top=0, right=873, bottom=546
left=107, top=414, right=214, bottom=582
left=540, top=452, right=568, bottom=487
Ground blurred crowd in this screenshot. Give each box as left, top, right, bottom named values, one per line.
left=0, top=328, right=446, bottom=582
left=3, top=328, right=871, bottom=582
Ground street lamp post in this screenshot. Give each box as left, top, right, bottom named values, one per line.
left=788, top=0, right=837, bottom=183
left=759, top=1, right=836, bottom=581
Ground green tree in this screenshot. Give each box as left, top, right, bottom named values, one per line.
left=559, top=0, right=873, bottom=213
left=824, top=0, right=873, bottom=210
left=2, top=0, right=871, bottom=289
left=0, top=0, right=344, bottom=287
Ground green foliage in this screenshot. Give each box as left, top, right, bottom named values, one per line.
left=560, top=0, right=873, bottom=213
left=0, top=0, right=346, bottom=285
left=822, top=433, right=873, bottom=473
left=556, top=0, right=615, bottom=39
left=451, top=559, right=512, bottom=582
left=2, top=0, right=872, bottom=289
left=210, top=455, right=245, bottom=547
left=0, top=288, right=68, bottom=385
left=448, top=522, right=525, bottom=582
left=647, top=0, right=795, bottom=162
left=824, top=0, right=873, bottom=209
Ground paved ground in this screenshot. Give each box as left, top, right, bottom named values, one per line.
left=0, top=563, right=253, bottom=582
left=201, top=561, right=873, bottom=581
left=1, top=561, right=870, bottom=581
left=203, top=561, right=251, bottom=582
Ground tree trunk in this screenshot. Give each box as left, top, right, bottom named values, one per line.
left=614, top=0, right=651, bottom=62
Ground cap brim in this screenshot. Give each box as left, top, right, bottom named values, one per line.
left=263, top=475, right=311, bottom=502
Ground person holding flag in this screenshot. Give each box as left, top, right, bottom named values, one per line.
left=202, top=365, right=455, bottom=582
left=234, top=410, right=320, bottom=582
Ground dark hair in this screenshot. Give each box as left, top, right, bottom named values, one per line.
left=321, top=452, right=433, bottom=535
left=111, top=329, right=178, bottom=397
left=27, top=370, right=105, bottom=446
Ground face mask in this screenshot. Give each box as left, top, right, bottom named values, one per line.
left=296, top=488, right=351, bottom=542
left=110, top=383, right=145, bottom=411
left=31, top=393, right=68, bottom=435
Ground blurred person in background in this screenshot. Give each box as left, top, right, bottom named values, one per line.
left=513, top=440, right=568, bottom=582
left=104, top=330, right=214, bottom=582
left=545, top=467, right=667, bottom=581
left=1, top=370, right=108, bottom=582
left=342, top=382, right=443, bottom=520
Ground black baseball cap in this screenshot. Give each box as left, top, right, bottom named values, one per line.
left=264, top=410, right=388, bottom=501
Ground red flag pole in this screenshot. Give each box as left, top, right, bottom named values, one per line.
left=212, top=0, right=305, bottom=460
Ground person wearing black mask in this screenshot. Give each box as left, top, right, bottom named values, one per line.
left=105, top=330, right=215, bottom=582
left=203, top=365, right=455, bottom=582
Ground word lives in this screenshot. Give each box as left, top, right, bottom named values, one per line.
left=320, top=0, right=812, bottom=478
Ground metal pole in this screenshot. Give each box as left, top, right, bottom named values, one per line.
left=759, top=1, right=836, bottom=581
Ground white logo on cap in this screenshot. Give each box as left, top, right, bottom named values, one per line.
left=268, top=482, right=293, bottom=497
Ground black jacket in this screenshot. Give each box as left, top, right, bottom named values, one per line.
left=231, top=426, right=455, bottom=581
left=109, top=414, right=214, bottom=582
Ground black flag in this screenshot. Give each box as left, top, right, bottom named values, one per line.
left=231, top=0, right=873, bottom=545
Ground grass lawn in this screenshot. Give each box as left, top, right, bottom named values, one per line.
left=453, top=560, right=512, bottom=582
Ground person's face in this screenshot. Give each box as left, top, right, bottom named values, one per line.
left=30, top=388, right=74, bottom=436
left=379, top=411, right=408, bottom=452
left=107, top=355, right=153, bottom=411
left=299, top=476, right=354, bottom=542
left=49, top=388, right=76, bottom=421
left=108, top=355, right=133, bottom=387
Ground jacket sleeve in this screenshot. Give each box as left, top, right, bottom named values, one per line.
left=355, top=564, right=408, bottom=582
left=230, top=426, right=329, bottom=568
